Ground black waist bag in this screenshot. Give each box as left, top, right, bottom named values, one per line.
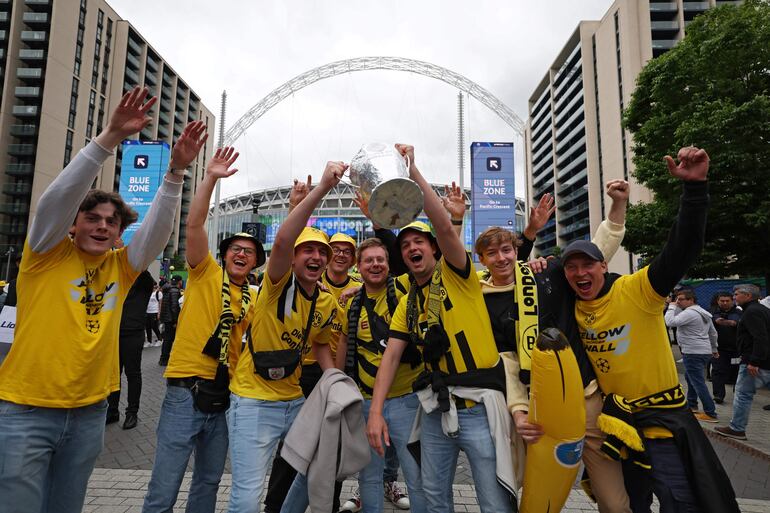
left=252, top=349, right=302, bottom=380
left=191, top=365, right=230, bottom=414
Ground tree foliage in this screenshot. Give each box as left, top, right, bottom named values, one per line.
left=623, top=0, right=770, bottom=282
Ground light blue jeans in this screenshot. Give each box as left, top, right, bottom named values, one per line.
left=421, top=404, right=512, bottom=513
left=227, top=393, right=304, bottom=513
left=0, top=398, right=107, bottom=513
left=729, top=364, right=770, bottom=432
left=142, top=384, right=229, bottom=513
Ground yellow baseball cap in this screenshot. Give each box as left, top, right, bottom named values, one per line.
left=329, top=232, right=356, bottom=249
left=396, top=221, right=440, bottom=257
left=294, top=227, right=332, bottom=259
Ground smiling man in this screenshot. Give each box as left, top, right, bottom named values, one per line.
left=0, top=87, right=203, bottom=513
left=228, top=163, right=345, bottom=513
left=562, top=147, right=738, bottom=513
left=142, top=147, right=266, bottom=513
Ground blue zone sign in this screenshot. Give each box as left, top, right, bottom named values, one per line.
left=471, top=142, right=515, bottom=249
left=118, top=140, right=170, bottom=245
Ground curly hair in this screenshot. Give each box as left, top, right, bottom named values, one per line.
left=77, top=189, right=139, bottom=231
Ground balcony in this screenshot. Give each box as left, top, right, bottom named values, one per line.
left=23, top=12, right=48, bottom=24
left=125, top=52, right=141, bottom=70
left=0, top=224, right=28, bottom=236
left=140, top=126, right=155, bottom=140
left=652, top=39, right=678, bottom=51
left=20, top=30, right=46, bottom=45
left=24, top=0, right=51, bottom=7
left=146, top=55, right=159, bottom=71
left=12, top=105, right=39, bottom=117
left=174, top=110, right=184, bottom=123
left=9, top=124, right=37, bottom=137
left=3, top=183, right=32, bottom=196
left=651, top=21, right=680, bottom=31
left=0, top=12, right=7, bottom=23
left=158, top=111, right=170, bottom=125
left=558, top=186, right=588, bottom=206
left=559, top=202, right=590, bottom=224
left=19, top=48, right=45, bottom=61
left=15, top=86, right=40, bottom=98
left=7, top=163, right=34, bottom=177
left=0, top=203, right=30, bottom=216
left=145, top=70, right=157, bottom=85
left=648, top=2, right=678, bottom=12
left=17, top=67, right=43, bottom=80
left=124, top=67, right=139, bottom=84
left=127, top=38, right=143, bottom=56
left=8, top=144, right=35, bottom=156
left=558, top=218, right=591, bottom=238
left=682, top=1, right=709, bottom=10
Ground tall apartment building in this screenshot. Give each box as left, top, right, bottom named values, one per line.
left=0, top=0, right=215, bottom=262
left=525, top=0, right=740, bottom=273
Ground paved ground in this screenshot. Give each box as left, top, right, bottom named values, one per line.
left=88, top=343, right=770, bottom=512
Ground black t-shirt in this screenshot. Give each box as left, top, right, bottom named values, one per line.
left=483, top=291, right=517, bottom=354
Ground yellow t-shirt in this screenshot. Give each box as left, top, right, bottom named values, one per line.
left=575, top=266, right=680, bottom=438
left=0, top=239, right=139, bottom=407
left=165, top=253, right=255, bottom=380
left=341, top=284, right=421, bottom=399
left=300, top=272, right=361, bottom=365
left=389, top=254, right=500, bottom=378
left=231, top=270, right=337, bottom=401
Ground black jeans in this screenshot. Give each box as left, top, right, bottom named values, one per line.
left=263, top=363, right=343, bottom=513
left=623, top=438, right=700, bottom=513
left=159, top=321, right=176, bottom=363
left=107, top=329, right=145, bottom=416
left=145, top=313, right=161, bottom=342
left=711, top=349, right=739, bottom=400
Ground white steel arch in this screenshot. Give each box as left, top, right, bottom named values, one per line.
left=224, top=56, right=524, bottom=145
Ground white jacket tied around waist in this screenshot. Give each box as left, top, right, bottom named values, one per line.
left=281, top=368, right=370, bottom=513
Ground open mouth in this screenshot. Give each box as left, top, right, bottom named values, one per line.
left=91, top=235, right=109, bottom=243
left=409, top=253, right=423, bottom=264
left=233, top=259, right=247, bottom=269
left=576, top=280, right=592, bottom=293
left=307, top=263, right=321, bottom=272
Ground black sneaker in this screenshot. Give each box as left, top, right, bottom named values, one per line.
left=714, top=397, right=724, bottom=405
left=763, top=404, right=770, bottom=411
left=106, top=412, right=120, bottom=425
left=714, top=426, right=747, bottom=440
left=122, top=413, right=138, bottom=430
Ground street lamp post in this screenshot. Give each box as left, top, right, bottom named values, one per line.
left=4, top=247, right=14, bottom=282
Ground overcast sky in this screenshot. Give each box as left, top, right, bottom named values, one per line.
left=108, top=0, right=612, bottom=202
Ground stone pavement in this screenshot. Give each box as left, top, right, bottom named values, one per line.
left=87, top=344, right=770, bottom=512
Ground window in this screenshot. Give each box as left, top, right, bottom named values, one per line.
left=64, top=130, right=74, bottom=166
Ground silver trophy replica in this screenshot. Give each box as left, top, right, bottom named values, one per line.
left=348, top=143, right=423, bottom=229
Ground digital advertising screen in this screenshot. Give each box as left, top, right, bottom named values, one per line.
left=470, top=142, right=515, bottom=247
left=118, top=140, right=170, bottom=245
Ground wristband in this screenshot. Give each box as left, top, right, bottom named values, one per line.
left=451, top=219, right=463, bottom=226
left=167, top=167, right=186, bottom=177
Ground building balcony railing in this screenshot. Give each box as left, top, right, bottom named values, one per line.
left=556, top=136, right=586, bottom=167
left=682, top=1, right=709, bottom=10
left=12, top=105, right=39, bottom=117
left=125, top=52, right=141, bottom=70
left=558, top=218, right=591, bottom=239
left=158, top=111, right=170, bottom=125
left=24, top=0, right=51, bottom=6
left=649, top=2, right=678, bottom=12
left=558, top=168, right=588, bottom=191
left=146, top=55, right=159, bottom=71
left=558, top=185, right=588, bottom=206
left=533, top=179, right=554, bottom=198
left=124, top=67, right=139, bottom=84
left=160, top=97, right=172, bottom=112
left=2, top=183, right=32, bottom=196
left=8, top=144, right=35, bottom=156
left=0, top=203, right=30, bottom=215
left=651, top=21, right=680, bottom=31
left=652, top=39, right=678, bottom=51
left=14, top=86, right=40, bottom=98
left=559, top=202, right=590, bottom=225
left=7, top=163, right=34, bottom=177
left=19, top=48, right=45, bottom=61
left=9, top=124, right=37, bottom=137
left=20, top=30, right=46, bottom=44
left=17, top=67, right=43, bottom=80
left=0, top=223, right=28, bottom=236
left=0, top=12, right=8, bottom=23
left=22, top=11, right=48, bottom=23
left=127, top=37, right=143, bottom=56
left=145, top=70, right=157, bottom=85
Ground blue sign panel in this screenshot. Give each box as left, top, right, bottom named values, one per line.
left=471, top=142, right=515, bottom=247
left=118, top=140, right=170, bottom=244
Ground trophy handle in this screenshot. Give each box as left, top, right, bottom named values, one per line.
left=403, top=153, right=411, bottom=173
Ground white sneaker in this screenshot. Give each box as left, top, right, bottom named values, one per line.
left=152, top=340, right=162, bottom=347
left=384, top=481, right=410, bottom=509
left=339, top=488, right=361, bottom=512
left=143, top=341, right=151, bottom=348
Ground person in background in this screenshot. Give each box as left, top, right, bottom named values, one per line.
left=158, top=275, right=182, bottom=365
left=711, top=292, right=742, bottom=404
left=145, top=280, right=163, bottom=347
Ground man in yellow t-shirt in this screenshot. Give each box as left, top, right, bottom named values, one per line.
left=263, top=231, right=360, bottom=513
left=143, top=147, right=265, bottom=512
left=0, top=88, right=207, bottom=513
left=227, top=162, right=345, bottom=513
left=563, top=147, right=737, bottom=513
left=366, top=145, right=511, bottom=513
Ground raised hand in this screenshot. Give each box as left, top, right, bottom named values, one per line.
left=169, top=121, right=208, bottom=170
left=206, top=147, right=239, bottom=180
left=353, top=190, right=372, bottom=220
left=289, top=175, right=312, bottom=209
left=605, top=179, right=630, bottom=202
left=441, top=181, right=467, bottom=221
left=528, top=193, right=556, bottom=233
left=320, top=161, right=347, bottom=190
left=394, top=144, right=416, bottom=177
left=96, top=87, right=156, bottom=148
left=664, top=147, right=709, bottom=181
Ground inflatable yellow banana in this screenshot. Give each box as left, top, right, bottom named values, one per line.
left=520, top=328, right=586, bottom=513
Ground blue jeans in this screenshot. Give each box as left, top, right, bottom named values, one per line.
left=421, top=404, right=511, bottom=513
left=0, top=399, right=107, bottom=513
left=143, top=385, right=229, bottom=513
left=227, top=393, right=304, bottom=513
left=281, top=394, right=426, bottom=513
left=729, top=364, right=770, bottom=432
left=682, top=353, right=716, bottom=417
left=623, top=438, right=699, bottom=513
left=383, top=444, right=400, bottom=483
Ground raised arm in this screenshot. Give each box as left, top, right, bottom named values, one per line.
left=440, top=182, right=466, bottom=238
left=29, top=87, right=156, bottom=254
left=648, top=147, right=710, bottom=297
left=185, top=145, right=238, bottom=268
left=267, top=161, right=346, bottom=284
left=591, top=180, right=628, bottom=261
left=287, top=175, right=311, bottom=214
left=396, top=144, right=466, bottom=269
left=521, top=193, right=555, bottom=260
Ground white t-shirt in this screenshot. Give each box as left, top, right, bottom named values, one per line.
left=147, top=290, right=162, bottom=314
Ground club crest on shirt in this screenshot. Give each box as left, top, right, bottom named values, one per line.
left=69, top=275, right=119, bottom=334
left=584, top=313, right=596, bottom=325
left=312, top=310, right=323, bottom=328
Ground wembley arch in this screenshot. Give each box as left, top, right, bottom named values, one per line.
left=223, top=56, right=525, bottom=145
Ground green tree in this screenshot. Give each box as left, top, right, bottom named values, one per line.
left=623, top=0, right=770, bottom=286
